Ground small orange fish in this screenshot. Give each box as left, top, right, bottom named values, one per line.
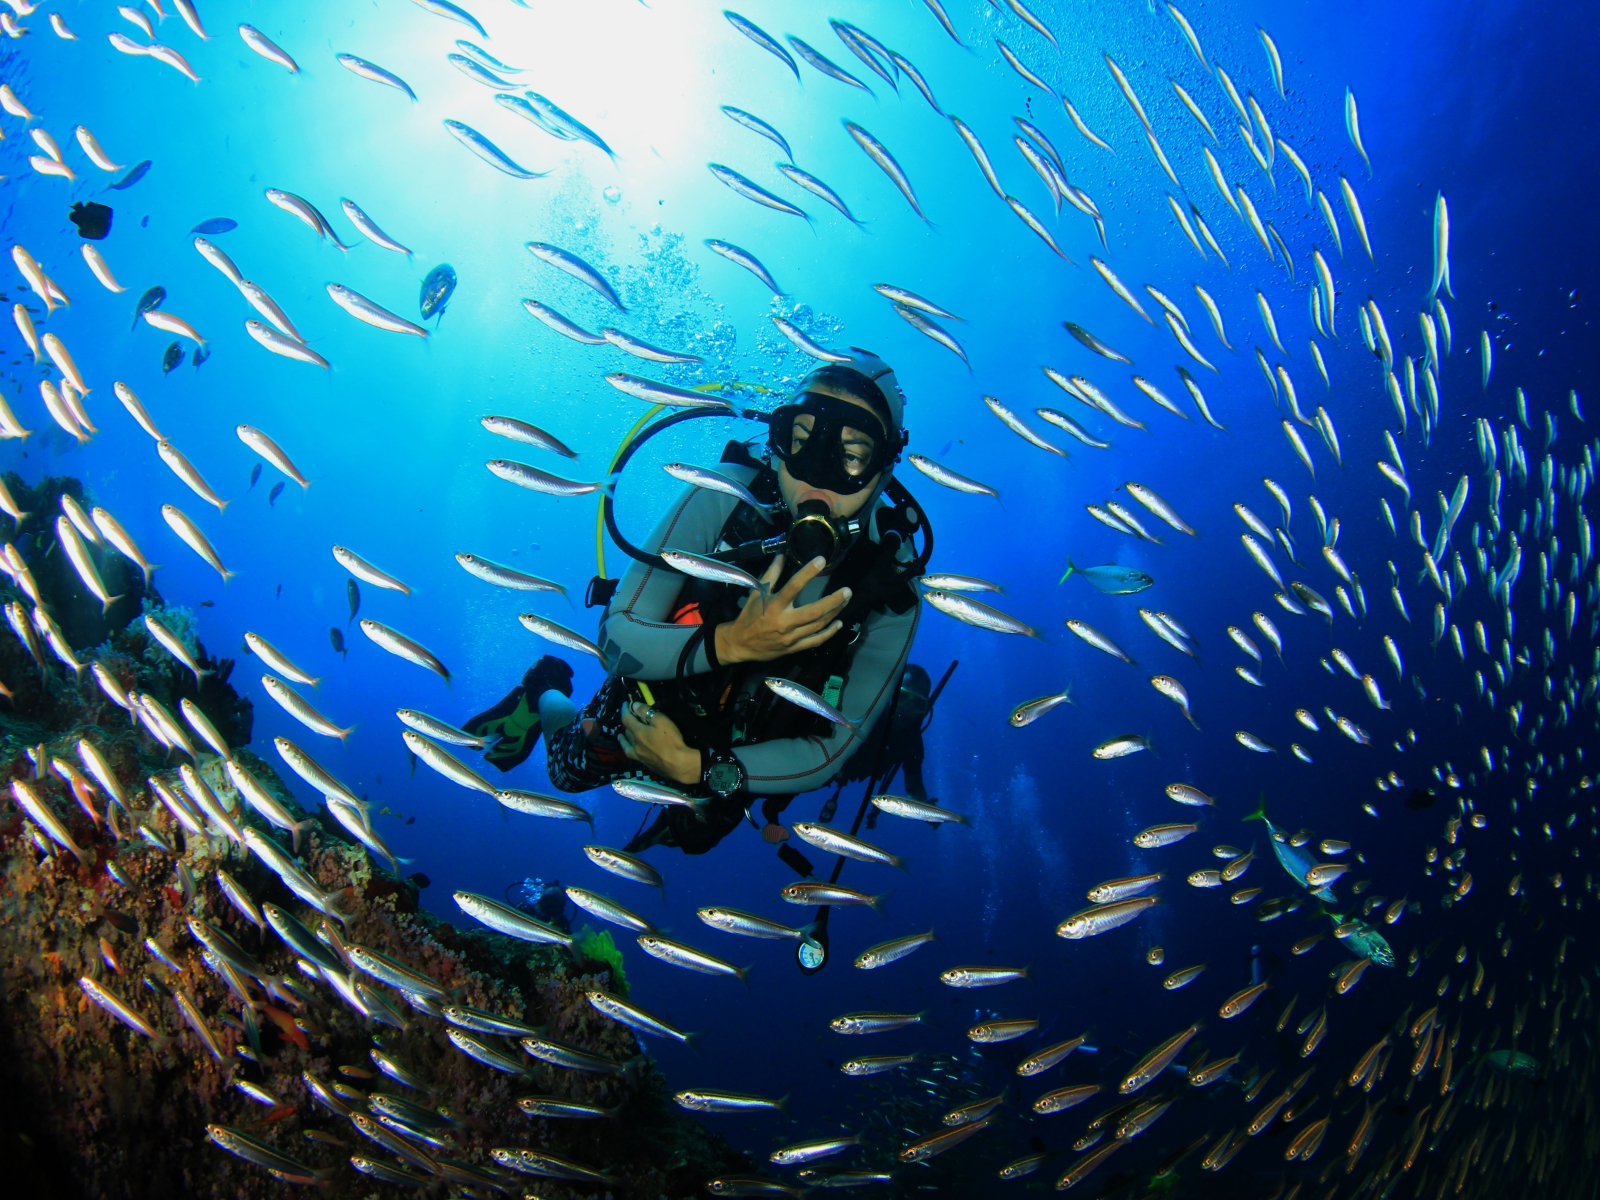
left=99, top=937, right=121, bottom=973
left=261, top=1005, right=309, bottom=1051
left=259, top=1104, right=298, bottom=1124
left=67, top=778, right=101, bottom=827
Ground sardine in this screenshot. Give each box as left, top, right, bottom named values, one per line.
left=844, top=121, right=929, bottom=222
left=705, top=240, right=781, bottom=294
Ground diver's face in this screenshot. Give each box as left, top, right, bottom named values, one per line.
left=777, top=388, right=883, bottom=520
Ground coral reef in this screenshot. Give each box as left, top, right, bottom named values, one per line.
left=0, top=474, right=746, bottom=1199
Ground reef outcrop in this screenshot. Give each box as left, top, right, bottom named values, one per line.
left=0, top=473, right=744, bottom=1198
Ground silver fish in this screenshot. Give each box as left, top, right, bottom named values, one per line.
left=1057, top=896, right=1157, bottom=939
left=397, top=709, right=483, bottom=748
left=1005, top=193, right=1069, bottom=258
left=245, top=320, right=328, bottom=369
left=791, top=823, right=904, bottom=869
left=788, top=35, right=871, bottom=91
left=444, top=120, right=546, bottom=178
left=454, top=891, right=574, bottom=949
left=895, top=305, right=968, bottom=365
left=227, top=761, right=315, bottom=851
left=707, top=163, right=808, bottom=220
left=908, top=454, right=996, bottom=497
left=567, top=887, right=655, bottom=934
left=12, top=779, right=90, bottom=865
left=871, top=794, right=964, bottom=824
left=855, top=930, right=936, bottom=970
left=362, top=620, right=449, bottom=680
left=1064, top=321, right=1131, bottom=364
left=521, top=299, right=604, bottom=345
left=772, top=315, right=850, bottom=363
left=242, top=632, right=319, bottom=686
left=588, top=989, right=693, bottom=1043
left=264, top=188, right=348, bottom=246
left=337, top=53, right=415, bottom=99
left=1037, top=407, right=1111, bottom=449
left=1093, top=734, right=1152, bottom=759
left=777, top=162, right=859, bottom=224
left=605, top=373, right=732, bottom=411
left=333, top=545, right=410, bottom=594
left=237, top=424, right=310, bottom=488
left=765, top=678, right=855, bottom=727
left=404, top=730, right=493, bottom=793
left=519, top=613, right=602, bottom=659
left=487, top=459, right=602, bottom=498
left=1241, top=533, right=1285, bottom=586
left=1152, top=676, right=1200, bottom=728
left=239, top=25, right=298, bottom=72
left=327, top=283, right=428, bottom=337
left=455, top=553, right=565, bottom=595
left=845, top=121, right=929, bottom=222
left=157, top=441, right=226, bottom=511
left=521, top=92, right=615, bottom=160
left=340, top=198, right=410, bottom=254
left=925, top=591, right=1039, bottom=638
left=481, top=415, right=576, bottom=458
left=496, top=789, right=592, bottom=826
left=918, top=572, right=1001, bottom=593
left=697, top=907, right=812, bottom=939
left=638, top=936, right=748, bottom=984
left=721, top=105, right=791, bottom=159
left=704, top=240, right=781, bottom=294
left=663, top=462, right=773, bottom=511
left=1009, top=690, right=1072, bottom=726
left=612, top=777, right=707, bottom=814
left=1126, top=482, right=1196, bottom=536
left=601, top=327, right=701, bottom=365
left=263, top=675, right=352, bottom=740
left=1066, top=619, right=1134, bottom=664
left=271, top=736, right=362, bottom=812
left=873, top=283, right=959, bottom=320
left=583, top=845, right=663, bottom=890
left=950, top=116, right=1004, bottom=197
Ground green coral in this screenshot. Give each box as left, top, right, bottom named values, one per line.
left=573, top=925, right=628, bottom=995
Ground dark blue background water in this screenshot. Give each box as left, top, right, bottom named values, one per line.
left=5, top=0, right=1596, bottom=1182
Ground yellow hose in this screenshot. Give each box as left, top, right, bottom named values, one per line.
left=594, top=404, right=665, bottom=580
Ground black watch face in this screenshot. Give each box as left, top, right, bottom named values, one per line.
left=706, top=761, right=741, bottom=794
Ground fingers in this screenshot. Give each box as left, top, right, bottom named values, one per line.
left=759, top=553, right=785, bottom=591
left=747, top=553, right=785, bottom=612
left=774, top=555, right=828, bottom=606
left=788, top=621, right=844, bottom=653
left=785, top=604, right=845, bottom=641
left=789, top=587, right=851, bottom=626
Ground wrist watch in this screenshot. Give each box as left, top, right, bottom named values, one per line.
left=703, top=749, right=746, bottom=799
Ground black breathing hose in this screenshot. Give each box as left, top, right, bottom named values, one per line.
left=600, top=406, right=933, bottom=576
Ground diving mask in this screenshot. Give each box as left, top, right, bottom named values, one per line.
left=766, top=393, right=897, bottom=495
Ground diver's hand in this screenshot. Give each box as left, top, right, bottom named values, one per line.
left=714, top=555, right=849, bottom=665
left=619, top=701, right=702, bottom=785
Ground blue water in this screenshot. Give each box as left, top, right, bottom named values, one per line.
left=9, top=0, right=1597, bottom=1187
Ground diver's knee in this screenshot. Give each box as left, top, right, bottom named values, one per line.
left=538, top=688, right=579, bottom=736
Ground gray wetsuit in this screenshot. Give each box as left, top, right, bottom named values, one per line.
left=599, top=467, right=919, bottom=795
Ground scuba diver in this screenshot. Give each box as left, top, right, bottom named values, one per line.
left=533, top=350, right=928, bottom=855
